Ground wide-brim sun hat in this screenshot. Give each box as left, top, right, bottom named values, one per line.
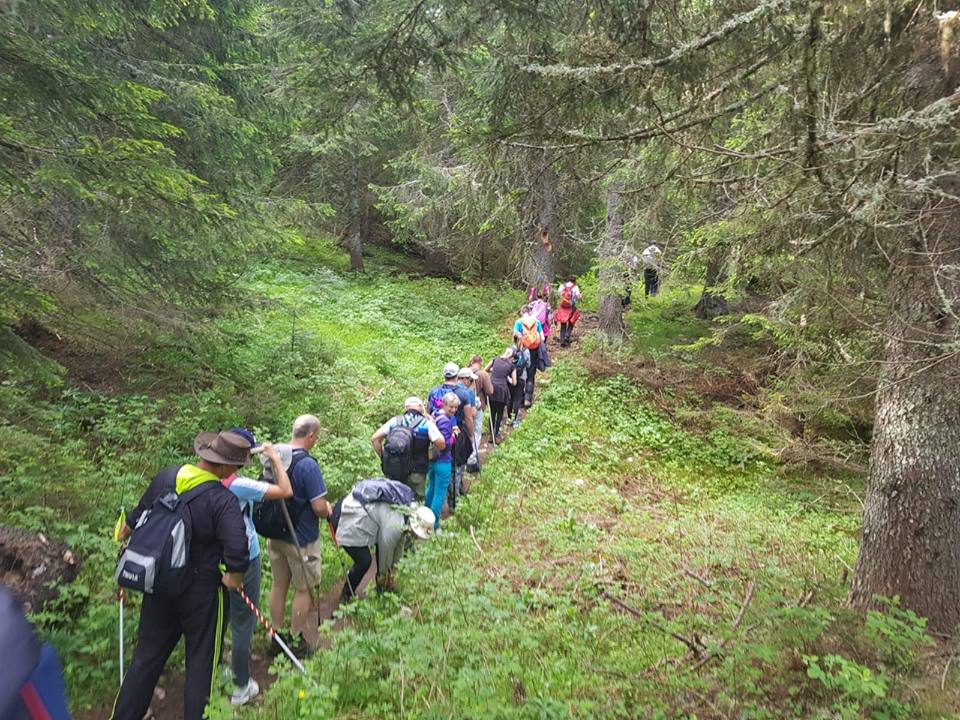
left=194, top=430, right=252, bottom=466
left=409, top=505, right=436, bottom=540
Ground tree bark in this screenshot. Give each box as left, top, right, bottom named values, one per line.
left=532, top=152, right=557, bottom=284
left=850, top=256, right=960, bottom=633
left=343, top=166, right=365, bottom=272
left=598, top=181, right=627, bottom=342
left=693, top=253, right=728, bottom=319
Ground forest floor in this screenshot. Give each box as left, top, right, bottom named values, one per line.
left=4, top=245, right=959, bottom=719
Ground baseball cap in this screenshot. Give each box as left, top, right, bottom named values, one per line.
left=442, top=362, right=459, bottom=378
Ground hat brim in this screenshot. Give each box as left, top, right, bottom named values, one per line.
left=194, top=432, right=250, bottom=467
left=410, top=521, right=433, bottom=540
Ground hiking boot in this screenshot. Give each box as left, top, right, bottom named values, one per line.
left=231, top=678, right=260, bottom=706
left=267, top=631, right=293, bottom=658
left=512, top=419, right=521, bottom=429
left=466, top=463, right=480, bottom=474
left=293, top=634, right=318, bottom=659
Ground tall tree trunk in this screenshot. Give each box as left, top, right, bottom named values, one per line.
left=850, top=256, right=960, bottom=633
left=343, top=166, right=365, bottom=272
left=693, top=252, right=728, bottom=319
left=533, top=152, right=556, bottom=284
left=598, top=181, right=626, bottom=342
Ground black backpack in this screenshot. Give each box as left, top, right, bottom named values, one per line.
left=381, top=415, right=427, bottom=482
left=252, top=450, right=311, bottom=541
left=115, top=468, right=215, bottom=596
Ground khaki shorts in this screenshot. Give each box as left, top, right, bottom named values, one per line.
left=268, top=538, right=321, bottom=592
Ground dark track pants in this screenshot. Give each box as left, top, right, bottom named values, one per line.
left=110, top=585, right=227, bottom=720
left=341, top=545, right=377, bottom=601
left=644, top=268, right=660, bottom=296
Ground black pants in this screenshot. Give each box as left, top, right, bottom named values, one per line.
left=489, top=399, right=508, bottom=437
left=111, top=585, right=227, bottom=720
left=341, top=545, right=376, bottom=601
left=644, top=268, right=659, bottom=296
left=560, top=323, right=573, bottom=346
left=524, top=363, right=538, bottom=406
left=509, top=380, right=525, bottom=419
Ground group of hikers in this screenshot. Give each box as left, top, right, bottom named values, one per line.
left=92, top=260, right=675, bottom=719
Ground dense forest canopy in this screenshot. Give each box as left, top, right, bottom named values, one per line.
left=2, top=0, right=960, bottom=716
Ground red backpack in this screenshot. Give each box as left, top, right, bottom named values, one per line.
left=559, top=284, right=574, bottom=309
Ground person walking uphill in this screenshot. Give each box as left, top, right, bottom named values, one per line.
left=514, top=305, right=545, bottom=407
left=486, top=347, right=517, bottom=439
left=466, top=356, right=493, bottom=473
left=220, top=431, right=292, bottom=706
left=427, top=363, right=475, bottom=510
left=111, top=430, right=251, bottom=720
left=642, top=243, right=663, bottom=297
left=425, top=392, right=459, bottom=529
left=554, top=276, right=582, bottom=347
left=371, top=397, right=445, bottom=499
left=267, top=415, right=331, bottom=655
left=508, top=333, right=531, bottom=428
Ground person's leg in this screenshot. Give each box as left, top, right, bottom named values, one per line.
left=230, top=557, right=260, bottom=689
left=652, top=269, right=660, bottom=296
left=267, top=540, right=292, bottom=630
left=425, top=462, right=437, bottom=509
left=468, top=409, right=483, bottom=467
left=449, top=462, right=463, bottom=510
left=491, top=401, right=504, bottom=437
left=288, top=540, right=321, bottom=649
left=110, top=595, right=182, bottom=720
left=341, top=545, right=372, bottom=601
left=427, top=462, right=451, bottom=527
left=525, top=364, right=537, bottom=406
left=644, top=269, right=654, bottom=297
left=181, top=586, right=227, bottom=720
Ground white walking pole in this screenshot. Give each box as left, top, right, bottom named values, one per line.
left=118, top=587, right=125, bottom=685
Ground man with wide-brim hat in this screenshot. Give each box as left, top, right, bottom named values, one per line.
left=112, top=430, right=251, bottom=720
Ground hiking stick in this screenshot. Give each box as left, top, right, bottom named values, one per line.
left=278, top=500, right=320, bottom=604
left=236, top=587, right=307, bottom=676
left=488, top=410, right=496, bottom=448
left=118, top=587, right=124, bottom=686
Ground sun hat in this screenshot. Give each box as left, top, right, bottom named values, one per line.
left=442, top=362, right=459, bottom=379
left=404, top=396, right=425, bottom=412
left=259, top=442, right=294, bottom=479
left=408, top=505, right=436, bottom=540
left=194, top=430, right=251, bottom=466
left=457, top=367, right=477, bottom=380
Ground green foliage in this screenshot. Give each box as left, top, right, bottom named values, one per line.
left=864, top=597, right=934, bottom=671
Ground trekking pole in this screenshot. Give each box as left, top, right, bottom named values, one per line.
left=236, top=587, right=307, bottom=676
left=326, top=520, right=356, bottom=599
left=488, top=410, right=496, bottom=449
left=113, top=508, right=127, bottom=687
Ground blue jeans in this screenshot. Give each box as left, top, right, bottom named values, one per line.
left=425, top=461, right=452, bottom=528
left=228, top=556, right=261, bottom=687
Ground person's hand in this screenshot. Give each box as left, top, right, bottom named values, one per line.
left=452, top=426, right=461, bottom=436
left=261, top=442, right=280, bottom=463
left=221, top=572, right=244, bottom=591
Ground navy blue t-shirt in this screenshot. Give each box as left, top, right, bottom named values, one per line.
left=289, top=453, right=327, bottom=545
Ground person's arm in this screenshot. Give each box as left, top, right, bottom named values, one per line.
left=214, top=492, right=249, bottom=589
left=427, top=417, right=446, bottom=451
left=302, top=460, right=332, bottom=519
left=121, top=467, right=173, bottom=539
left=370, top=428, right=387, bottom=458
left=482, top=372, right=494, bottom=399
left=464, top=404, right=476, bottom=438
left=375, top=508, right=406, bottom=577
left=260, top=443, right=293, bottom=500
left=508, top=369, right=517, bottom=386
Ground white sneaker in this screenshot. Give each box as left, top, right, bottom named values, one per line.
left=231, top=678, right=260, bottom=706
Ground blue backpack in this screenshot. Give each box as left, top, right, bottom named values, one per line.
left=115, top=467, right=215, bottom=596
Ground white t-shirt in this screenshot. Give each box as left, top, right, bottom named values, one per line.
left=376, top=412, right=443, bottom=444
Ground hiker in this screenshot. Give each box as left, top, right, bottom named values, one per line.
left=486, top=347, right=517, bottom=439
left=425, top=392, right=459, bottom=528
left=0, top=585, right=70, bottom=720
left=508, top=333, right=531, bottom=428
left=427, top=363, right=476, bottom=510
left=514, top=305, right=545, bottom=407
left=554, top=276, right=582, bottom=347
left=266, top=415, right=331, bottom=655
left=529, top=288, right=553, bottom=346
left=112, top=430, right=250, bottom=720
left=331, top=479, right=436, bottom=602
left=642, top=243, right=663, bottom=297
left=370, top=397, right=445, bottom=499
left=450, top=367, right=479, bottom=502
left=220, top=430, right=292, bottom=706
left=466, top=356, right=494, bottom=473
